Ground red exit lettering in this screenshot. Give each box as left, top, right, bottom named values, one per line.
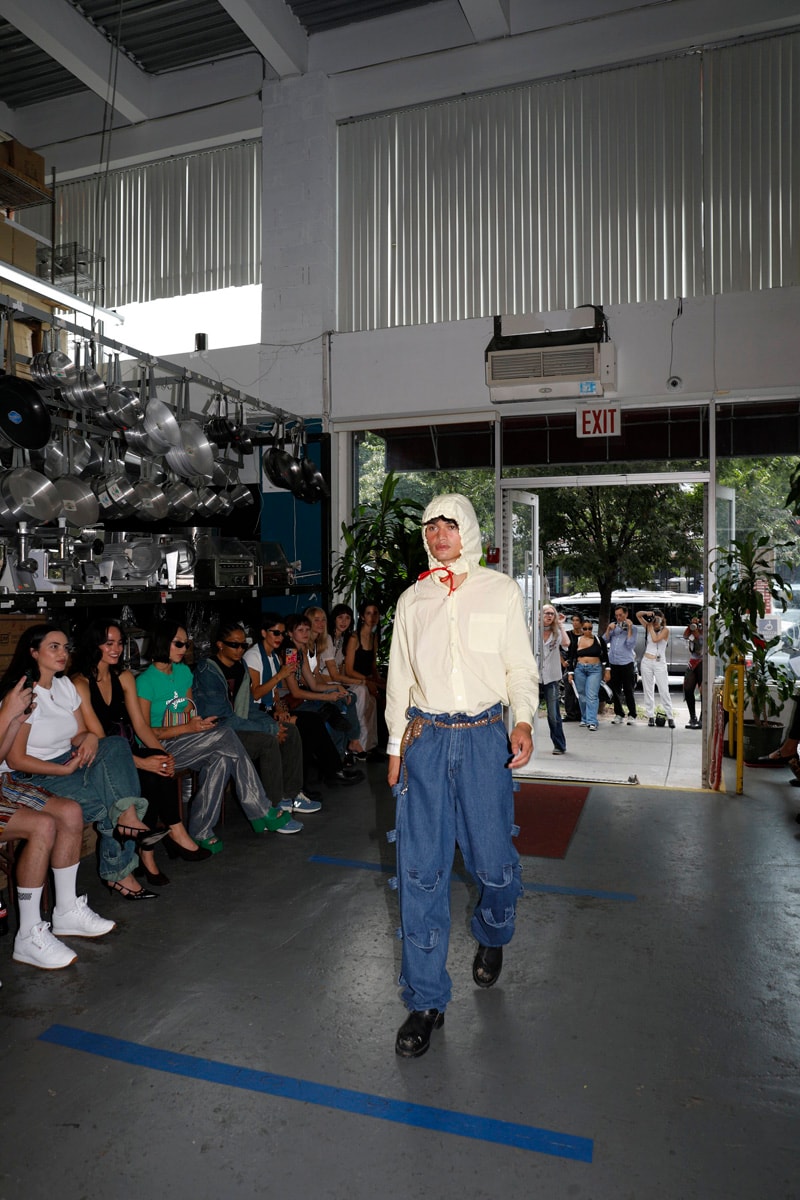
left=577, top=406, right=621, bottom=438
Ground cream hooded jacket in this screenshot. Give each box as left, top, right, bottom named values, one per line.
left=385, top=493, right=539, bottom=754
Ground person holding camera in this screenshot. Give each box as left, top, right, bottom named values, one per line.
left=683, top=616, right=704, bottom=729
left=636, top=609, right=674, bottom=727
left=605, top=605, right=638, bottom=725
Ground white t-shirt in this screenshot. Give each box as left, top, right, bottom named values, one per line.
left=25, top=675, right=81, bottom=760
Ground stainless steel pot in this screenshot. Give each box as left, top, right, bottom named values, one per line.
left=0, top=464, right=61, bottom=528
left=143, top=371, right=181, bottom=452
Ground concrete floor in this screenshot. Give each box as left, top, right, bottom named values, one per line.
left=2, top=745, right=799, bottom=1200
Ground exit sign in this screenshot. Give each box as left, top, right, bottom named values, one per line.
left=576, top=405, right=621, bottom=438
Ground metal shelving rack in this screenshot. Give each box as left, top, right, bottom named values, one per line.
left=36, top=242, right=105, bottom=307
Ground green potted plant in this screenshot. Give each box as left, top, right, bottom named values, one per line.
left=709, top=532, right=796, bottom=759
left=333, top=472, right=426, bottom=662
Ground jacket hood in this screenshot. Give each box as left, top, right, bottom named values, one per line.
left=421, top=493, right=483, bottom=578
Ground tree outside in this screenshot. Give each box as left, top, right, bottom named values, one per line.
left=352, top=433, right=797, bottom=634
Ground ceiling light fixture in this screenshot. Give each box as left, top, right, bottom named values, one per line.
left=0, top=261, right=124, bottom=326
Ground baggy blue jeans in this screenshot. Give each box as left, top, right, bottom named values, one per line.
left=542, top=679, right=566, bottom=751
left=574, top=662, right=602, bottom=726
left=21, top=736, right=147, bottom=883
left=388, top=705, right=522, bottom=1013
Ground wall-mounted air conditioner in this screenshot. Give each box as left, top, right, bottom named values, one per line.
left=486, top=341, right=616, bottom=403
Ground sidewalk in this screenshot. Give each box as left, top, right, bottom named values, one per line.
left=521, top=692, right=706, bottom=790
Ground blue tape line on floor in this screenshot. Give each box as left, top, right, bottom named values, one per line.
left=39, top=1025, right=593, bottom=1163
left=308, top=854, right=636, bottom=902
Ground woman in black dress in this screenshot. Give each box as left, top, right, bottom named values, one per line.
left=344, top=599, right=386, bottom=750
left=72, top=619, right=211, bottom=886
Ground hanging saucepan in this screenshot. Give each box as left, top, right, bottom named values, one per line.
left=42, top=429, right=69, bottom=479
left=43, top=330, right=77, bottom=392
left=211, top=458, right=239, bottom=488
left=293, top=428, right=329, bottom=504
left=174, top=419, right=215, bottom=482
left=81, top=436, right=105, bottom=478
left=214, top=491, right=234, bottom=517
left=164, top=476, right=196, bottom=520
left=231, top=402, right=254, bottom=454
left=194, top=484, right=225, bottom=517
left=82, top=339, right=108, bottom=412
left=263, top=423, right=302, bottom=491
left=0, top=451, right=61, bottom=528
left=92, top=443, right=137, bottom=517
left=122, top=419, right=151, bottom=453
left=130, top=460, right=170, bottom=522
left=0, top=315, right=53, bottom=451
left=143, top=370, right=181, bottom=452
left=52, top=427, right=100, bottom=526
left=106, top=355, right=142, bottom=429
left=229, top=482, right=255, bottom=508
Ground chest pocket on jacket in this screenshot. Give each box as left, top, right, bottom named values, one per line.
left=468, top=612, right=505, bottom=654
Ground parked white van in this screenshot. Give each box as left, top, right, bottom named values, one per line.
left=551, top=591, right=705, bottom=677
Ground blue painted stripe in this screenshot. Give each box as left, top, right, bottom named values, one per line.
left=308, top=854, right=636, bottom=902
left=39, top=1025, right=593, bottom=1163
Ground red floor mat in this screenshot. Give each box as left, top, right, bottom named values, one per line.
left=513, top=782, right=590, bottom=858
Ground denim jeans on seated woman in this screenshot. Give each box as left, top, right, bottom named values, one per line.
left=19, top=736, right=147, bottom=883
left=574, top=662, right=602, bottom=727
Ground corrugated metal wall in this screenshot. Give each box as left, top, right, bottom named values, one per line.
left=704, top=36, right=800, bottom=294
left=30, top=141, right=261, bottom=307
left=338, top=33, right=800, bottom=331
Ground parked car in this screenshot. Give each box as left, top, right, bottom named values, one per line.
left=551, top=590, right=704, bottom=678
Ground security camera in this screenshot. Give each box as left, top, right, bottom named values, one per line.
left=666, top=375, right=683, bottom=392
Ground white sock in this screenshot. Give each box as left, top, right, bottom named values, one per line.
left=17, top=885, right=44, bottom=939
left=52, top=863, right=80, bottom=915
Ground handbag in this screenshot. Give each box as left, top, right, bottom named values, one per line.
left=163, top=696, right=197, bottom=727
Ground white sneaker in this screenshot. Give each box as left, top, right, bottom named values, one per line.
left=627, top=717, right=636, bottom=725
left=612, top=715, right=623, bottom=724
left=52, top=894, right=116, bottom=938
left=13, top=922, right=77, bottom=970
left=279, top=793, right=322, bottom=814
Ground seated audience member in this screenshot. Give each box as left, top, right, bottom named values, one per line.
left=0, top=623, right=163, bottom=902
left=284, top=613, right=363, bottom=757
left=344, top=599, right=387, bottom=747
left=0, top=677, right=115, bottom=973
left=244, top=614, right=359, bottom=789
left=72, top=619, right=212, bottom=886
left=192, top=620, right=319, bottom=820
left=306, top=605, right=377, bottom=755
left=136, top=621, right=301, bottom=851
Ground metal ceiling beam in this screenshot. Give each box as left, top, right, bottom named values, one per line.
left=0, top=0, right=151, bottom=122
left=218, top=0, right=307, bottom=76
left=458, top=0, right=509, bottom=42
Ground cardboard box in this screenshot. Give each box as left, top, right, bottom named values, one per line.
left=0, top=215, right=38, bottom=275
left=0, top=138, right=45, bottom=187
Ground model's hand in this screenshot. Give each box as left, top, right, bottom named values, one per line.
left=387, top=754, right=401, bottom=787
left=507, top=723, right=533, bottom=769
left=5, top=676, right=35, bottom=721
left=73, top=732, right=98, bottom=767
